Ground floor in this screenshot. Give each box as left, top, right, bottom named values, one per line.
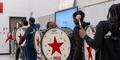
left=0, top=55, right=14, bottom=60
left=0, top=55, right=41, bottom=60
left=0, top=55, right=22, bottom=60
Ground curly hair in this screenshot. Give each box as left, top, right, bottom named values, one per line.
left=107, top=3, right=120, bottom=22
left=73, top=10, right=85, bottom=22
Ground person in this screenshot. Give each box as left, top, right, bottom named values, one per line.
left=79, top=3, right=120, bottom=60
left=71, top=10, right=89, bottom=60
left=20, top=20, right=29, bottom=60
left=35, top=23, right=40, bottom=30
left=42, top=21, right=57, bottom=35
left=46, top=21, right=57, bottom=29
left=15, top=22, right=23, bottom=60
left=10, top=27, right=17, bottom=57
left=19, top=17, right=37, bottom=60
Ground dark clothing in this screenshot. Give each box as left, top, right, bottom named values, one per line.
left=19, top=24, right=37, bottom=60
left=83, top=21, right=120, bottom=60
left=72, top=25, right=84, bottom=60
left=21, top=26, right=28, bottom=60
left=21, top=46, right=26, bottom=60
left=15, top=48, right=21, bottom=60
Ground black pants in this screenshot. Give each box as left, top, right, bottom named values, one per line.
left=15, top=48, right=20, bottom=60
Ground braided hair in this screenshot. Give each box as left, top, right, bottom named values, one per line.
left=107, top=3, right=120, bottom=23
left=107, top=3, right=120, bottom=33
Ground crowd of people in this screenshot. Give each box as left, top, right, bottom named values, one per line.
left=10, top=17, right=57, bottom=60
left=9, top=3, right=120, bottom=60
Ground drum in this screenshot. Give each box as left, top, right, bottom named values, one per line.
left=84, top=25, right=96, bottom=60
left=41, top=28, right=71, bottom=60
left=34, top=30, right=45, bottom=59
left=60, top=27, right=73, bottom=38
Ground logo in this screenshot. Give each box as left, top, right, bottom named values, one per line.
left=42, top=28, right=71, bottom=60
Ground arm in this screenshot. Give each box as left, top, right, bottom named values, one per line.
left=80, top=21, right=108, bottom=49
left=19, top=28, right=29, bottom=45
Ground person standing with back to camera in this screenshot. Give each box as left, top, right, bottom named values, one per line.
left=79, top=3, right=120, bottom=60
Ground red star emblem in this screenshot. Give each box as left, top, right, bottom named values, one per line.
left=48, top=36, right=63, bottom=55
left=5, top=34, right=13, bottom=43
left=18, top=33, right=23, bottom=40
left=36, top=38, right=40, bottom=46
left=87, top=46, right=93, bottom=60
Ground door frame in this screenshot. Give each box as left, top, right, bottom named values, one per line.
left=0, top=16, right=26, bottom=55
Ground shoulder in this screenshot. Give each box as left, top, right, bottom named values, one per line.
left=97, top=20, right=110, bottom=32
left=97, top=21, right=110, bottom=28
left=98, top=20, right=110, bottom=25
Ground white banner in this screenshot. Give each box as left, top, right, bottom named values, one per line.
left=59, top=0, right=75, bottom=10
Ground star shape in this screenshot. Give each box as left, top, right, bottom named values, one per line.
left=87, top=46, right=93, bottom=60
left=18, top=33, right=23, bottom=40
left=48, top=36, right=63, bottom=55
left=5, top=34, right=13, bottom=43
left=36, top=38, right=40, bottom=46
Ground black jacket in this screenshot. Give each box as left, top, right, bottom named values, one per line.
left=84, top=21, right=120, bottom=60
left=72, top=25, right=84, bottom=60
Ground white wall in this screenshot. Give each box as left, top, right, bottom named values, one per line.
left=31, top=0, right=60, bottom=22
left=36, top=0, right=120, bottom=29
left=38, top=14, right=54, bottom=29
left=5, top=0, right=30, bottom=17
left=0, top=0, right=30, bottom=54
left=0, top=0, right=60, bottom=54
left=0, top=0, right=120, bottom=54
left=77, top=0, right=120, bottom=25
left=35, top=0, right=120, bottom=29
left=83, top=2, right=113, bottom=25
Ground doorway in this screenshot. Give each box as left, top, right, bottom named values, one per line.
left=9, top=17, right=26, bottom=32
left=9, top=17, right=26, bottom=54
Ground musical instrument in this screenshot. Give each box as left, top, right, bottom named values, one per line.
left=84, top=25, right=96, bottom=60
left=34, top=30, right=45, bottom=59
left=41, top=28, right=71, bottom=60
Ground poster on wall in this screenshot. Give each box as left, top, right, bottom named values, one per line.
left=0, top=0, right=3, bottom=13
left=78, top=0, right=111, bottom=8
left=0, top=25, right=9, bottom=54
left=59, top=0, right=75, bottom=10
